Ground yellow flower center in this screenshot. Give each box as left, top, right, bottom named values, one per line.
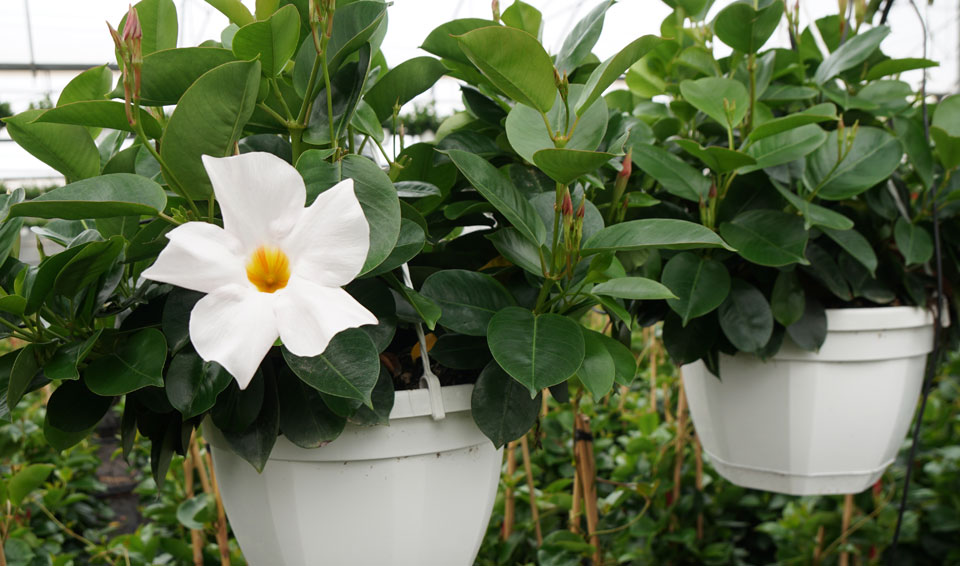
left=246, top=246, right=291, bottom=293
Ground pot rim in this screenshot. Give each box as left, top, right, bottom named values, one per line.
left=388, top=383, right=473, bottom=420
left=824, top=305, right=933, bottom=331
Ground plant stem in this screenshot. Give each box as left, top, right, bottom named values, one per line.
left=157, top=212, right=182, bottom=226
left=533, top=278, right=556, bottom=313
left=320, top=34, right=337, bottom=152
left=269, top=78, right=293, bottom=121
left=746, top=52, right=756, bottom=135
left=256, top=102, right=293, bottom=128
left=134, top=128, right=203, bottom=219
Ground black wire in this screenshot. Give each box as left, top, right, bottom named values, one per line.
left=887, top=1, right=945, bottom=562
left=880, top=0, right=896, bottom=24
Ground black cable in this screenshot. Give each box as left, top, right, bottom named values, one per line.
left=879, top=0, right=896, bottom=24
left=887, top=1, right=945, bottom=562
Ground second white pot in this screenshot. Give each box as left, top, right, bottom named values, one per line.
left=682, top=306, right=934, bottom=495
left=206, top=384, right=502, bottom=566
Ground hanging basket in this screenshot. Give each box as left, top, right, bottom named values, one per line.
left=205, top=384, right=502, bottom=566
left=682, top=306, right=935, bottom=495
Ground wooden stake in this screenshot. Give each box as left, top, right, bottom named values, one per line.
left=662, top=380, right=673, bottom=424
left=569, top=467, right=582, bottom=534
left=184, top=438, right=205, bottom=566
left=501, top=442, right=517, bottom=541
left=520, top=435, right=543, bottom=546
left=648, top=329, right=659, bottom=414
left=813, top=525, right=825, bottom=565
left=203, top=449, right=232, bottom=566
left=671, top=379, right=689, bottom=505
left=839, top=493, right=854, bottom=566
left=575, top=414, right=602, bottom=566
left=694, top=434, right=704, bottom=541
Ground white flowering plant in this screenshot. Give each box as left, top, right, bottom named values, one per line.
left=1, top=0, right=732, bottom=476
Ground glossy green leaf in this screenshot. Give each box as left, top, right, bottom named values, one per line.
left=57, top=65, right=113, bottom=106
left=54, top=237, right=123, bottom=298
left=501, top=1, right=542, bottom=38
left=487, top=307, right=585, bottom=396
left=680, top=77, right=749, bottom=130
left=533, top=148, right=614, bottom=184
left=161, top=59, right=261, bottom=199
left=662, top=311, right=716, bottom=366
left=165, top=351, right=233, bottom=419
left=719, top=210, right=809, bottom=266
left=446, top=149, right=547, bottom=245
left=392, top=281, right=442, bottom=330
left=431, top=334, right=491, bottom=370
left=124, top=0, right=179, bottom=55
left=577, top=328, right=616, bottom=398
left=894, top=117, right=934, bottom=190
left=216, top=375, right=278, bottom=473
left=932, top=94, right=960, bottom=171
left=865, top=57, right=938, bottom=81
left=742, top=124, right=827, bottom=173
left=487, top=228, right=544, bottom=276
left=471, top=361, right=541, bottom=448
left=85, top=329, right=167, bottom=396
left=7, top=464, right=55, bottom=508
left=814, top=25, right=890, bottom=84
left=420, top=18, right=495, bottom=65
left=786, top=297, right=827, bottom=351
left=4, top=110, right=99, bottom=182
left=771, top=269, right=805, bottom=326
left=131, top=48, right=237, bottom=105
left=592, top=277, right=676, bottom=300
left=822, top=227, right=877, bottom=275
left=506, top=84, right=608, bottom=165
left=8, top=174, right=167, bottom=219
left=555, top=0, right=613, bottom=74
left=662, top=252, right=730, bottom=325
left=45, top=380, right=111, bottom=434
left=35, top=101, right=162, bottom=139
left=894, top=218, right=933, bottom=266
left=282, top=328, right=380, bottom=406
left=718, top=279, right=773, bottom=353
left=232, top=4, right=300, bottom=76
left=631, top=144, right=711, bottom=202
left=457, top=26, right=556, bottom=113
left=803, top=243, right=852, bottom=301
left=582, top=219, right=734, bottom=255
left=803, top=127, right=902, bottom=200
left=177, top=494, right=217, bottom=530
left=349, top=367, right=395, bottom=426
left=421, top=269, right=517, bottom=336
left=746, top=103, right=838, bottom=142
left=276, top=368, right=346, bottom=448
left=364, top=219, right=425, bottom=277
left=304, top=45, right=371, bottom=144
left=770, top=179, right=854, bottom=230
left=575, top=35, right=660, bottom=116
left=5, top=345, right=41, bottom=413
left=673, top=140, right=755, bottom=173
left=714, top=0, right=783, bottom=54
left=205, top=0, right=254, bottom=26
left=364, top=57, right=448, bottom=122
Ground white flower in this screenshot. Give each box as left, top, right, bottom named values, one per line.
left=142, top=152, right=377, bottom=389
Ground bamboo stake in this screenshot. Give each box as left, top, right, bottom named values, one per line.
left=203, top=449, right=232, bottom=566
left=694, top=434, right=704, bottom=541
left=662, top=380, right=673, bottom=424
left=520, top=435, right=543, bottom=546
left=671, top=379, right=689, bottom=505
left=184, top=439, right=205, bottom=566
left=569, top=467, right=582, bottom=534
left=648, top=328, right=659, bottom=414
left=575, top=414, right=602, bottom=566
left=501, top=442, right=518, bottom=541
left=813, top=525, right=826, bottom=565
left=839, top=494, right=854, bottom=566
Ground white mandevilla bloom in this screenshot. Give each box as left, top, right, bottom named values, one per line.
left=142, top=152, right=377, bottom=389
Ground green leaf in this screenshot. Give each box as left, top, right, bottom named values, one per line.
left=814, top=25, right=890, bottom=84
left=45, top=333, right=102, bottom=382
left=555, top=0, right=613, bottom=74
left=7, top=464, right=55, bottom=508
left=85, top=329, right=167, bottom=396
left=4, top=110, right=99, bottom=182
left=822, top=227, right=877, bottom=275
left=786, top=296, right=827, bottom=351
left=446, top=149, right=547, bottom=245
left=803, top=127, right=902, bottom=200
left=165, top=351, right=233, bottom=419
left=771, top=269, right=805, bottom=326
left=282, top=328, right=380, bottom=406
left=718, top=279, right=773, bottom=353
left=6, top=345, right=41, bottom=414
left=487, top=228, right=544, bottom=276
left=770, top=179, right=854, bottom=230
left=747, top=103, right=838, bottom=142
left=349, top=366, right=395, bottom=426
left=471, top=361, right=542, bottom=448
left=720, top=210, right=809, bottom=267
left=232, top=4, right=300, bottom=76
left=457, top=26, right=556, bottom=113
left=593, top=332, right=636, bottom=386
left=532, top=148, right=614, bottom=184
left=123, top=0, right=179, bottom=55
left=932, top=94, right=960, bottom=171
left=341, top=155, right=402, bottom=275
left=894, top=117, right=934, bottom=190
left=364, top=219, right=425, bottom=277
left=131, top=48, right=237, bottom=105
left=304, top=45, right=372, bottom=144
left=761, top=85, right=819, bottom=102
left=320, top=1, right=388, bottom=77
left=662, top=252, right=730, bottom=325
left=673, top=140, right=756, bottom=173
left=431, top=334, right=491, bottom=370
left=392, top=281, right=442, bottom=330
left=54, top=237, right=124, bottom=298
left=364, top=57, right=447, bottom=122
left=421, top=18, right=495, bottom=64
left=36, top=101, right=164, bottom=137
left=161, top=59, right=261, bottom=199
left=177, top=494, right=217, bottom=530
left=894, top=218, right=933, bottom=266
left=714, top=0, right=783, bottom=54
left=865, top=57, right=938, bottom=80
left=45, top=379, right=112, bottom=433
left=577, top=329, right=616, bottom=398
left=592, top=277, right=676, bottom=300
left=276, top=368, right=346, bottom=448
left=631, top=144, right=711, bottom=202
left=217, top=374, right=278, bottom=472
left=575, top=35, right=660, bottom=116
left=57, top=65, right=114, bottom=106
left=0, top=296, right=25, bottom=317
left=680, top=77, right=749, bottom=130
left=162, top=288, right=203, bottom=355
left=486, top=307, right=585, bottom=396
left=582, top=219, right=734, bottom=255
left=7, top=174, right=167, bottom=219
left=204, top=0, right=254, bottom=26
left=741, top=123, right=827, bottom=173
left=421, top=269, right=517, bottom=336
left=501, top=1, right=542, bottom=38
left=506, top=84, right=608, bottom=165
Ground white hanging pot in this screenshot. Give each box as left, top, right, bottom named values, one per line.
left=205, top=384, right=502, bottom=566
left=682, top=306, right=935, bottom=495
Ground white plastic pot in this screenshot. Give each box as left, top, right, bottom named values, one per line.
left=205, top=384, right=502, bottom=566
left=682, top=306, right=934, bottom=495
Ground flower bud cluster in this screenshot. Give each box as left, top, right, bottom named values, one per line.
left=107, top=5, right=142, bottom=126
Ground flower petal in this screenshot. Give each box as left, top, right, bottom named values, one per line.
left=274, top=275, right=378, bottom=357
left=283, top=178, right=370, bottom=287
left=189, top=285, right=279, bottom=389
left=202, top=152, right=306, bottom=250
left=141, top=222, right=246, bottom=293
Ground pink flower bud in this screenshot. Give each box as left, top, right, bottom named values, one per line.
left=618, top=149, right=632, bottom=179
left=561, top=191, right=574, bottom=217
left=122, top=5, right=142, bottom=42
